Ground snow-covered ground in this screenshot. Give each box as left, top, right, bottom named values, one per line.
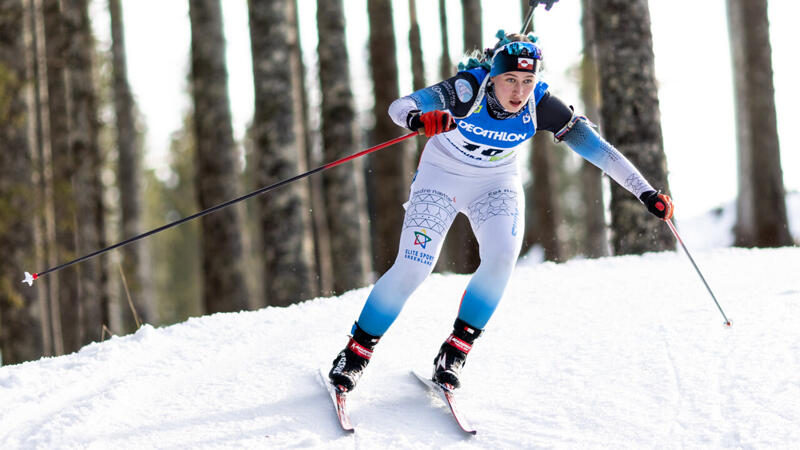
left=1, top=198, right=798, bottom=449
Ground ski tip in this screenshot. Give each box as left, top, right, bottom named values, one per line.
left=21, top=271, right=37, bottom=287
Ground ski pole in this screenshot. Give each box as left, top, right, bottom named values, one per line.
left=22, top=131, right=420, bottom=287
left=520, top=0, right=559, bottom=34
left=665, top=219, right=732, bottom=327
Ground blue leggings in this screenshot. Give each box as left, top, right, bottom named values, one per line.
left=356, top=160, right=524, bottom=336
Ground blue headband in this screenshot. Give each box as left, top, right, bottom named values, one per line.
left=490, top=42, right=543, bottom=77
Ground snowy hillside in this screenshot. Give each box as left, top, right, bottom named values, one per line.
left=2, top=237, right=799, bottom=447
left=2, top=195, right=799, bottom=448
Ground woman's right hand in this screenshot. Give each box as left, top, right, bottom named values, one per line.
left=408, top=110, right=456, bottom=137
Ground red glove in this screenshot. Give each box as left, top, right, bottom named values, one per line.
left=640, top=190, right=674, bottom=220
left=408, top=110, right=456, bottom=137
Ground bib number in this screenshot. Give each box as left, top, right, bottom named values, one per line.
left=463, top=143, right=505, bottom=157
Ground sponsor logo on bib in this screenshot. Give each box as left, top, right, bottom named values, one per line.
left=458, top=121, right=527, bottom=142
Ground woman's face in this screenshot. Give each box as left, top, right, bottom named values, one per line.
left=491, top=71, right=536, bottom=113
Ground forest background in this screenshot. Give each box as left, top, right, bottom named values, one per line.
left=0, top=0, right=797, bottom=365
left=113, top=0, right=800, bottom=218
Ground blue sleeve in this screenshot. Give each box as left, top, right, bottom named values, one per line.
left=406, top=69, right=484, bottom=117
left=407, top=86, right=446, bottom=113
left=559, top=118, right=654, bottom=197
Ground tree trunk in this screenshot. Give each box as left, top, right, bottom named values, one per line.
left=579, top=0, right=608, bottom=258
left=532, top=134, right=564, bottom=261
left=591, top=0, right=673, bottom=254
left=109, top=0, right=151, bottom=330
left=27, top=0, right=58, bottom=356
left=519, top=0, right=536, bottom=257
left=461, top=0, right=481, bottom=53
left=727, top=0, right=792, bottom=247
left=0, top=0, right=44, bottom=364
left=408, top=0, right=425, bottom=92
left=441, top=0, right=482, bottom=273
left=438, top=0, right=452, bottom=80
left=367, top=0, right=412, bottom=274
left=295, top=0, right=333, bottom=297
left=433, top=0, right=456, bottom=273
left=43, top=0, right=83, bottom=352
left=248, top=0, right=316, bottom=306
left=408, top=0, right=426, bottom=161
left=61, top=0, right=105, bottom=343
left=188, top=0, right=249, bottom=313
left=316, top=0, right=372, bottom=293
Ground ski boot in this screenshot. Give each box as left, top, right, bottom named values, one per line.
left=432, top=318, right=482, bottom=389
left=329, top=323, right=380, bottom=392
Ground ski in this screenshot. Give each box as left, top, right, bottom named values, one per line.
left=411, top=370, right=477, bottom=435
left=318, top=368, right=355, bottom=433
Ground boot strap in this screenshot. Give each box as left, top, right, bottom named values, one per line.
left=446, top=334, right=472, bottom=353
left=348, top=338, right=373, bottom=359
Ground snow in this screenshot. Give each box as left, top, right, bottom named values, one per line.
left=2, top=199, right=799, bottom=448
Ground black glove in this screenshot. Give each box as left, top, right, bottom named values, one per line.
left=531, top=0, right=559, bottom=11
left=640, top=190, right=674, bottom=220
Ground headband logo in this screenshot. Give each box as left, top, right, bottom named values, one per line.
left=517, top=57, right=534, bottom=70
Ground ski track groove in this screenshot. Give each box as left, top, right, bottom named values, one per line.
left=659, top=325, right=687, bottom=440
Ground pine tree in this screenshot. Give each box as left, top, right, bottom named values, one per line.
left=295, top=0, right=333, bottom=296
left=248, top=0, right=316, bottom=306
left=316, top=0, right=372, bottom=293
left=531, top=133, right=564, bottom=261
left=442, top=0, right=482, bottom=273
left=727, top=0, right=792, bottom=247
left=408, top=0, right=426, bottom=160
left=438, top=0, right=452, bottom=79
left=578, top=0, right=608, bottom=258
left=591, top=0, right=673, bottom=254
left=367, top=0, right=411, bottom=273
left=188, top=0, right=249, bottom=313
left=109, top=0, right=151, bottom=330
left=62, top=0, right=106, bottom=342
left=461, top=0, right=481, bottom=54
left=0, top=0, right=44, bottom=364
left=27, top=0, right=58, bottom=356
left=43, top=0, right=83, bottom=352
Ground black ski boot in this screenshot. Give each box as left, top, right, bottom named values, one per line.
left=432, top=318, right=482, bottom=389
left=329, top=323, right=380, bottom=392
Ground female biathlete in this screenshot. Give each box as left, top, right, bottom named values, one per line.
left=328, top=31, right=674, bottom=392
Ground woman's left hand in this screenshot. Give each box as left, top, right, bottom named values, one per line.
left=640, top=190, right=674, bottom=220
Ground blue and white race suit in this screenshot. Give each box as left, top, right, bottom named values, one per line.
left=355, top=67, right=654, bottom=336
